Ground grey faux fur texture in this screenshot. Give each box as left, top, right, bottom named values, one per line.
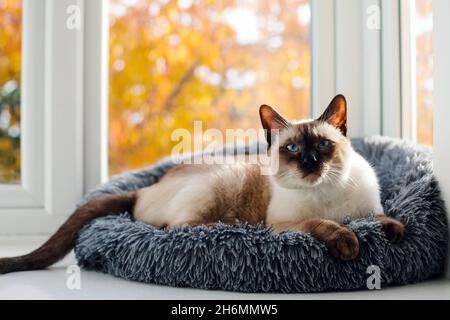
left=74, top=136, right=448, bottom=293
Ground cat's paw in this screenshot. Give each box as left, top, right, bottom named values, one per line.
left=377, top=217, right=405, bottom=243
left=325, top=228, right=359, bottom=260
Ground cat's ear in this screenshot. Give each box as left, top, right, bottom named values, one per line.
left=317, top=94, right=347, bottom=136
left=259, top=105, right=289, bottom=146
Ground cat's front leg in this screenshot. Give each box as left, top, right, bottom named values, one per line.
left=271, top=219, right=359, bottom=260
left=374, top=215, right=405, bottom=243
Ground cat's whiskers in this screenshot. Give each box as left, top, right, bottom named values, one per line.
left=326, top=166, right=358, bottom=191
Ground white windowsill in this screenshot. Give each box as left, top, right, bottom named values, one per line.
left=0, top=241, right=449, bottom=300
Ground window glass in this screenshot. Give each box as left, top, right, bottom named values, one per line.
left=108, top=0, right=311, bottom=175
left=415, top=0, right=433, bottom=145
left=0, top=0, right=21, bottom=184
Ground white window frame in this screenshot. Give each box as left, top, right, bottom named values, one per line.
left=311, top=0, right=336, bottom=118
left=0, top=0, right=85, bottom=235
left=323, top=0, right=402, bottom=139
left=313, top=0, right=391, bottom=138
left=312, top=0, right=424, bottom=142
left=0, top=0, right=45, bottom=209
left=3, top=0, right=448, bottom=250
left=83, top=0, right=109, bottom=192
left=399, top=0, right=417, bottom=142
left=1, top=0, right=337, bottom=235
left=433, top=0, right=450, bottom=278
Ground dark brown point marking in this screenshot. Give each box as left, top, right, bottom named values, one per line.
left=278, top=121, right=337, bottom=179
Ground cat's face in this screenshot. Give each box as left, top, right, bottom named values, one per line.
left=260, top=95, right=351, bottom=189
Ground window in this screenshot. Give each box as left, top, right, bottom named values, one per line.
left=108, top=0, right=311, bottom=175
left=0, top=0, right=444, bottom=236
left=414, top=0, right=433, bottom=145
left=0, top=0, right=21, bottom=184
left=0, top=1, right=85, bottom=235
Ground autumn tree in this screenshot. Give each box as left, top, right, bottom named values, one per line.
left=1, top=0, right=433, bottom=181
left=0, top=0, right=21, bottom=183
left=415, top=0, right=433, bottom=145
left=109, top=0, right=311, bottom=174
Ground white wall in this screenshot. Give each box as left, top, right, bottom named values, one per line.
left=433, top=0, right=450, bottom=277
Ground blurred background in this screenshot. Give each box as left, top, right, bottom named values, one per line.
left=0, top=0, right=434, bottom=182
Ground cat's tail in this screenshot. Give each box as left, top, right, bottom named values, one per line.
left=0, top=192, right=137, bottom=274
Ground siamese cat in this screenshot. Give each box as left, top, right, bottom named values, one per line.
left=0, top=95, right=404, bottom=274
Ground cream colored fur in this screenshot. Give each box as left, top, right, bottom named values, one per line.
left=265, top=120, right=383, bottom=224
left=134, top=119, right=383, bottom=228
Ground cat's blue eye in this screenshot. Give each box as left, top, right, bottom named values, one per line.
left=286, top=143, right=299, bottom=153
left=318, top=139, right=331, bottom=149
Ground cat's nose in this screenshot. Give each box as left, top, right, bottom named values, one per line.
left=300, top=151, right=318, bottom=169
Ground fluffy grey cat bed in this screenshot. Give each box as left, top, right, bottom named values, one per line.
left=74, top=136, right=448, bottom=293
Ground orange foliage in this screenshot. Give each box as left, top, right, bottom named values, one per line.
left=0, top=0, right=433, bottom=184
left=0, top=0, right=21, bottom=184
left=108, top=0, right=311, bottom=175
left=0, top=0, right=21, bottom=85
left=415, top=0, right=433, bottom=145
